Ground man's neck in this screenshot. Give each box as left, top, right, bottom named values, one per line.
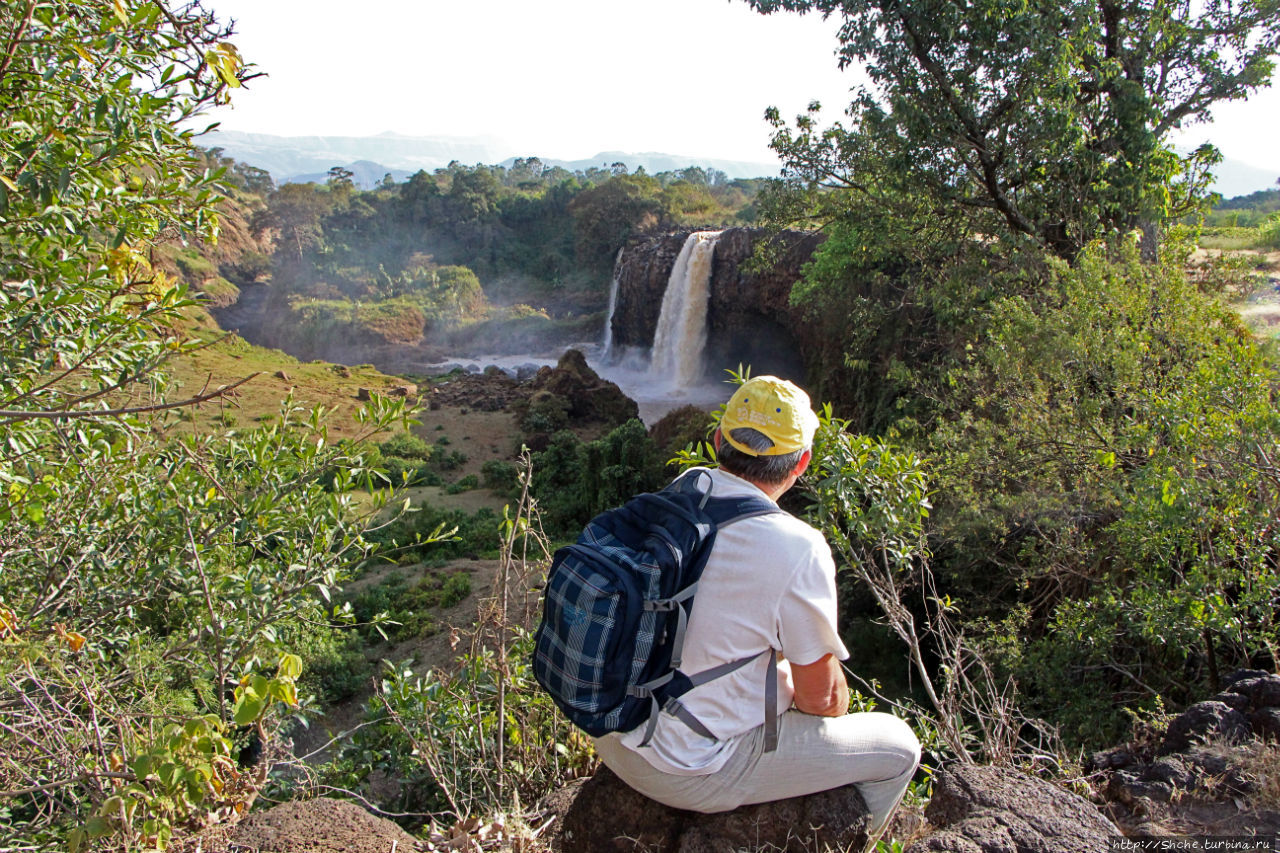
left=718, top=466, right=794, bottom=502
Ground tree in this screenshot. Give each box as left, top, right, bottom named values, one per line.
left=326, top=165, right=355, bottom=202
left=261, top=182, right=333, bottom=263
left=0, top=2, right=410, bottom=848
left=567, top=173, right=665, bottom=271
left=747, top=0, right=1280, bottom=258
left=233, top=161, right=276, bottom=196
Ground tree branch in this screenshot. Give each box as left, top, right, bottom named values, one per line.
left=0, top=372, right=260, bottom=424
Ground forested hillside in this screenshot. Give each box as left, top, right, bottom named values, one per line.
left=190, top=150, right=763, bottom=360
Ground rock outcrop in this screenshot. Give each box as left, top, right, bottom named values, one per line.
left=907, top=765, right=1119, bottom=852
left=1089, top=669, right=1280, bottom=836
left=610, top=227, right=823, bottom=381
left=211, top=282, right=449, bottom=373
left=521, top=348, right=639, bottom=428
left=545, top=765, right=870, bottom=853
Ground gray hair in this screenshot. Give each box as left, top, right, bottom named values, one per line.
left=718, top=427, right=807, bottom=486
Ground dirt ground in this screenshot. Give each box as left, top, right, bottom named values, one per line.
left=290, top=546, right=545, bottom=768
left=1206, top=248, right=1280, bottom=337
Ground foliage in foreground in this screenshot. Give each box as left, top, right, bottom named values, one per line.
left=745, top=0, right=1280, bottom=745
left=748, top=0, right=1278, bottom=260
left=0, top=2, right=419, bottom=849
left=312, top=459, right=594, bottom=825
left=785, top=224, right=1280, bottom=744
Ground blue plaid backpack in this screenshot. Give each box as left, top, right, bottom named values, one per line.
left=532, top=468, right=782, bottom=748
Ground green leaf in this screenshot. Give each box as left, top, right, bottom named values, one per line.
left=232, top=690, right=264, bottom=726
left=277, top=653, right=302, bottom=680
left=85, top=816, right=113, bottom=838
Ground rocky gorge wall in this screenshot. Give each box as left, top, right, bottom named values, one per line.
left=610, top=227, right=824, bottom=382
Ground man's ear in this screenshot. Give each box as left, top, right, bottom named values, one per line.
left=793, top=449, right=812, bottom=477
left=712, top=428, right=723, bottom=453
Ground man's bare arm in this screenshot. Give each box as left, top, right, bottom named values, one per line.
left=790, top=653, right=849, bottom=717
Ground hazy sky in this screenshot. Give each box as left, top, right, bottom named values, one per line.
left=203, top=0, right=1279, bottom=171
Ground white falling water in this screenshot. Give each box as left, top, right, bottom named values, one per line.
left=601, top=248, right=623, bottom=360
left=649, top=230, right=722, bottom=389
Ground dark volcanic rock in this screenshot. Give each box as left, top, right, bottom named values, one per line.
left=611, top=232, right=692, bottom=352
left=1251, top=706, right=1280, bottom=740
left=906, top=764, right=1118, bottom=853
left=525, top=348, right=639, bottom=427
left=705, top=227, right=824, bottom=382
left=1108, top=745, right=1258, bottom=810
left=1209, top=691, right=1251, bottom=712
left=1223, top=668, right=1271, bottom=686
left=549, top=765, right=869, bottom=853
left=610, top=227, right=822, bottom=381
left=1225, top=674, right=1280, bottom=710
left=1159, top=701, right=1251, bottom=754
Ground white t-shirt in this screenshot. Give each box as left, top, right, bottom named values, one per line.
left=615, top=466, right=849, bottom=775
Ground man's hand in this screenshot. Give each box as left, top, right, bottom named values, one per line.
left=790, top=653, right=849, bottom=717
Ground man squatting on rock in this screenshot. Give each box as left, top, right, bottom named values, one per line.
left=593, top=376, right=922, bottom=835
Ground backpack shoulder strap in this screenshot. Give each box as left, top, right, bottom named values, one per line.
left=665, top=467, right=783, bottom=528
left=643, top=469, right=786, bottom=752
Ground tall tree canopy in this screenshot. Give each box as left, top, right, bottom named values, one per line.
left=748, top=0, right=1280, bottom=258
left=0, top=4, right=414, bottom=848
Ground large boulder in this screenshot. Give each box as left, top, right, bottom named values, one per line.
left=1222, top=671, right=1280, bottom=710
left=1159, top=701, right=1251, bottom=754
left=548, top=765, right=870, bottom=853
left=525, top=348, right=639, bottom=428
left=906, top=765, right=1118, bottom=853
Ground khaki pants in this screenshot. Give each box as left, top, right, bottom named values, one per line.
left=593, top=710, right=921, bottom=835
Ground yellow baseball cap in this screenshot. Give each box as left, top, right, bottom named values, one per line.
left=720, top=376, right=819, bottom=456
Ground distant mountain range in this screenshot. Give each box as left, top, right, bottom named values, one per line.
left=205, top=130, right=783, bottom=187
left=1204, top=158, right=1278, bottom=199
left=206, top=130, right=1276, bottom=200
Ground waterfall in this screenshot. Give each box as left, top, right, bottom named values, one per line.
left=601, top=248, right=623, bottom=360
left=649, top=230, right=721, bottom=388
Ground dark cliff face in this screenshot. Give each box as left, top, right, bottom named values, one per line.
left=609, top=227, right=824, bottom=383
left=610, top=232, right=691, bottom=351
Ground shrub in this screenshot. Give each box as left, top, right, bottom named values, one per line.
left=1258, top=213, right=1280, bottom=250
left=648, top=404, right=714, bottom=469
left=279, top=621, right=371, bottom=705
left=378, top=432, right=433, bottom=461
left=530, top=419, right=665, bottom=534
left=518, top=390, right=570, bottom=433
left=364, top=506, right=502, bottom=562
left=480, top=459, right=519, bottom=492
left=381, top=455, right=435, bottom=487
left=341, top=569, right=474, bottom=645
left=445, top=473, right=480, bottom=494
left=923, top=241, right=1280, bottom=743
left=430, top=448, right=468, bottom=472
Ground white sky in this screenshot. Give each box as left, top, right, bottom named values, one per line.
left=203, top=0, right=1279, bottom=171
